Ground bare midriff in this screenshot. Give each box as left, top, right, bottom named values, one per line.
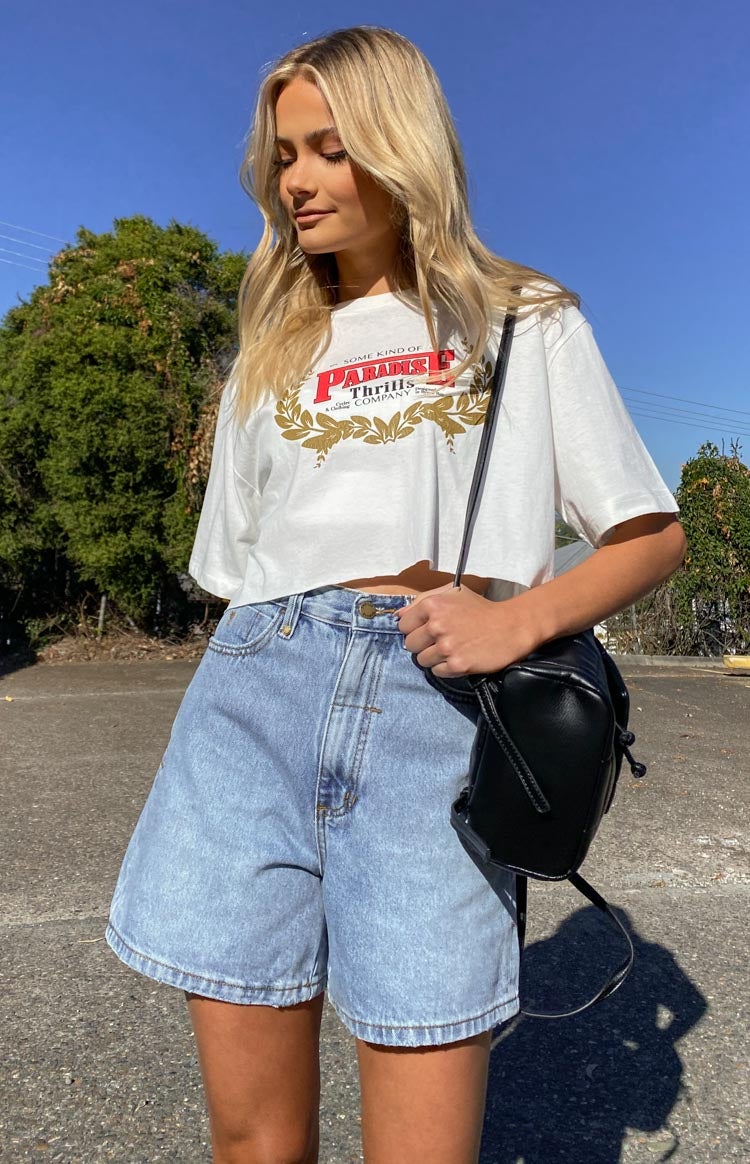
left=333, top=559, right=490, bottom=598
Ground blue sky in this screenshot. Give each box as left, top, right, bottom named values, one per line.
left=2, top=0, right=748, bottom=491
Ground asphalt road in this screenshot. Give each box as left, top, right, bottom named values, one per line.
left=0, top=657, right=747, bottom=1163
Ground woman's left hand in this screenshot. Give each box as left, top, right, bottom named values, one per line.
left=394, top=583, right=539, bottom=678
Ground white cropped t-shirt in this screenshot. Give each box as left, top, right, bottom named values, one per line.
left=188, top=290, right=678, bottom=606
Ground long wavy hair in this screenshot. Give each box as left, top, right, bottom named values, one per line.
left=233, top=25, right=579, bottom=420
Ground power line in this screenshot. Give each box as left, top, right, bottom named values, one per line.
left=0, top=232, right=57, bottom=254
left=0, top=257, right=48, bottom=272
left=622, top=397, right=750, bottom=430
left=621, top=384, right=749, bottom=418
left=629, top=406, right=750, bottom=433
left=629, top=409, right=750, bottom=437
left=0, top=245, right=48, bottom=266
left=0, top=219, right=67, bottom=243
left=623, top=395, right=750, bottom=428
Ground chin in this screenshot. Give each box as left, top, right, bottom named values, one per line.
left=297, top=240, right=334, bottom=254
left=298, top=238, right=346, bottom=256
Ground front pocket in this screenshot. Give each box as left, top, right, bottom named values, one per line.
left=208, top=602, right=285, bottom=656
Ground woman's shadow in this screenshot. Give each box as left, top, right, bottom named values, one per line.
left=480, top=905, right=707, bottom=1163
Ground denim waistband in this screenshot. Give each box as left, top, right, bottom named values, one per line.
left=268, top=584, right=418, bottom=634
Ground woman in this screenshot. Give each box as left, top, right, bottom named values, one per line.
left=106, top=25, right=686, bottom=1164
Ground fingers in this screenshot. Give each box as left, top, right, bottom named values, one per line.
left=401, top=623, right=436, bottom=655
left=403, top=624, right=459, bottom=673
left=395, top=590, right=449, bottom=635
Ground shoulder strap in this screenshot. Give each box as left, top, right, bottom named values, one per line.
left=455, top=293, right=635, bottom=1018
left=452, top=289, right=521, bottom=587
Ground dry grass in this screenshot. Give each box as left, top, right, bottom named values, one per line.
left=35, top=626, right=211, bottom=664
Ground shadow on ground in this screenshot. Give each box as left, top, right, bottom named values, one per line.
left=480, top=905, right=708, bottom=1163
left=0, top=648, right=37, bottom=678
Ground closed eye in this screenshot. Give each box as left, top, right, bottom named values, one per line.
left=272, top=150, right=348, bottom=170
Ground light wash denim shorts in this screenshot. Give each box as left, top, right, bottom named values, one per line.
left=105, top=584, right=519, bottom=1047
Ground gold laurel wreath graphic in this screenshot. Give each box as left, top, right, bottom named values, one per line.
left=273, top=354, right=493, bottom=467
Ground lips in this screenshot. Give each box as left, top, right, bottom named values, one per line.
left=295, top=210, right=333, bottom=223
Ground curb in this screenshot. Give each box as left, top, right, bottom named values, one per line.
left=610, top=654, right=730, bottom=670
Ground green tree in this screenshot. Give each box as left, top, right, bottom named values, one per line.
left=0, top=214, right=247, bottom=646
left=670, top=441, right=750, bottom=653
left=606, top=441, right=750, bottom=655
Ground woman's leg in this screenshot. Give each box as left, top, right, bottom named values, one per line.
left=187, top=992, right=326, bottom=1164
left=356, top=1031, right=492, bottom=1164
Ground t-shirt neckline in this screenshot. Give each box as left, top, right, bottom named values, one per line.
left=331, top=290, right=419, bottom=315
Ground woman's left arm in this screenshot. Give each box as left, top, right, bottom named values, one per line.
left=518, top=511, right=686, bottom=648
left=396, top=512, right=687, bottom=678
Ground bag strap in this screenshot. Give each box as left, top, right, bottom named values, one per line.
left=516, top=873, right=635, bottom=1019
left=473, top=682, right=551, bottom=814
left=452, top=287, right=521, bottom=587
left=452, top=290, right=635, bottom=1018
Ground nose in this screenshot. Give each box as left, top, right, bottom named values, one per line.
left=283, top=156, right=316, bottom=198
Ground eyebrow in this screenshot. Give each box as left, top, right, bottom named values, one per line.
left=273, top=126, right=340, bottom=147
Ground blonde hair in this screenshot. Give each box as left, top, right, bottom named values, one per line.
left=233, top=25, right=579, bottom=420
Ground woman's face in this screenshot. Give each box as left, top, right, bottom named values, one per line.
left=273, top=76, right=399, bottom=261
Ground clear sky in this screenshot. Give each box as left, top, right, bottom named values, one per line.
left=2, top=0, right=747, bottom=491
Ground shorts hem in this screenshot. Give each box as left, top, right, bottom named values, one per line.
left=328, top=993, right=520, bottom=1047
left=105, top=922, right=327, bottom=1006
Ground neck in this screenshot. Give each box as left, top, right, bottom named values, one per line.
left=334, top=237, right=400, bottom=303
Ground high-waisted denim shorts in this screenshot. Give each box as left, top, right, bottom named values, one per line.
left=105, top=584, right=519, bottom=1047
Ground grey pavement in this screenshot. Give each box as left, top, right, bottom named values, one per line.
left=0, top=657, right=747, bottom=1163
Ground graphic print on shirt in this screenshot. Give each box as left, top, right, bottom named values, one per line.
left=273, top=339, right=493, bottom=467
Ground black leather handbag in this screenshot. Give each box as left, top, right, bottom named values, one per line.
left=435, top=292, right=647, bottom=1018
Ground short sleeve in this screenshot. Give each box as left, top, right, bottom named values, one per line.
left=547, top=309, right=679, bottom=547
left=188, top=368, right=259, bottom=600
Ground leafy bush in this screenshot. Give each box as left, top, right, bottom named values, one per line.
left=607, top=442, right=750, bottom=655
left=0, top=214, right=247, bottom=648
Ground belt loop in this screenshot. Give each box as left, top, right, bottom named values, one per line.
left=278, top=592, right=304, bottom=639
